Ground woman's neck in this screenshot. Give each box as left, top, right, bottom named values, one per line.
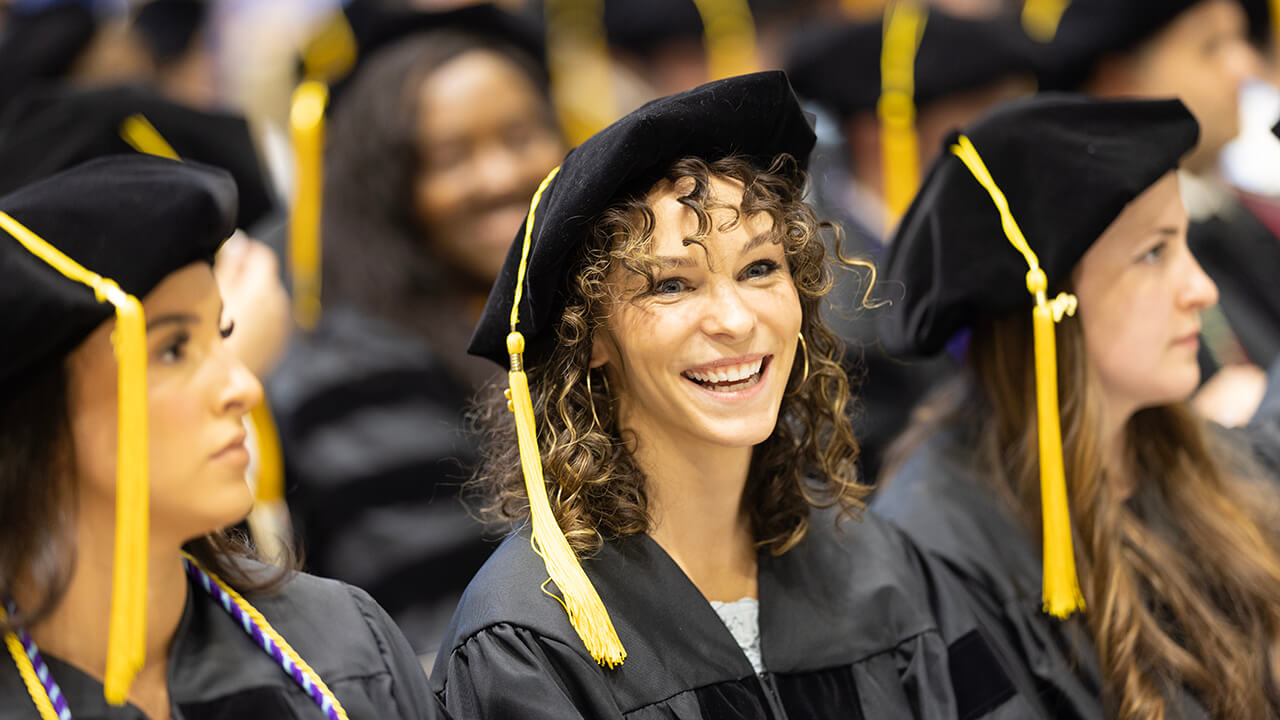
left=18, top=504, right=190, bottom=720
left=632, top=435, right=758, bottom=603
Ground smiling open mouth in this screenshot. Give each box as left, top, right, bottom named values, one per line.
left=682, top=356, right=771, bottom=392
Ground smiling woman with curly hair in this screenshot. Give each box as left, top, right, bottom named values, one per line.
left=430, top=71, right=1026, bottom=720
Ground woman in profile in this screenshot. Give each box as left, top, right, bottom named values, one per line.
left=0, top=155, right=438, bottom=719
left=873, top=94, right=1280, bottom=719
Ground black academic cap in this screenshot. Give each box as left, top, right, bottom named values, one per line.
left=786, top=9, right=1040, bottom=120
left=468, top=70, right=816, bottom=367
left=0, top=2, right=96, bottom=113
left=132, top=0, right=208, bottom=65
left=1040, top=0, right=1244, bottom=90
left=348, top=1, right=545, bottom=72
left=0, top=84, right=275, bottom=230
left=877, top=94, right=1198, bottom=357
left=0, top=154, right=236, bottom=388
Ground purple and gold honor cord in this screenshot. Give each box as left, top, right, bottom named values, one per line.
left=4, top=557, right=349, bottom=720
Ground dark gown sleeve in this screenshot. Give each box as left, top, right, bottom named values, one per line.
left=346, top=585, right=449, bottom=719
left=435, top=623, right=622, bottom=719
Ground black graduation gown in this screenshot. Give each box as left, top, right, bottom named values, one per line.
left=431, top=508, right=1031, bottom=719
left=0, top=566, right=444, bottom=719
left=872, top=425, right=1213, bottom=720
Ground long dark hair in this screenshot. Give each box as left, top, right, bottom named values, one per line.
left=321, top=30, right=552, bottom=342
left=0, top=361, right=290, bottom=634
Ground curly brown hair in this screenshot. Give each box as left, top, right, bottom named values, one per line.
left=470, top=153, right=870, bottom=556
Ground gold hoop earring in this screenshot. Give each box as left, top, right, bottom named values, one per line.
left=787, top=332, right=810, bottom=396
left=585, top=369, right=602, bottom=431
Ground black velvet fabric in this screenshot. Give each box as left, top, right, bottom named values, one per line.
left=432, top=508, right=1034, bottom=718
left=0, top=155, right=235, bottom=389
left=1040, top=0, right=1217, bottom=90
left=468, top=70, right=817, bottom=367
left=876, top=94, right=1198, bottom=357
left=785, top=8, right=1041, bottom=120
left=0, top=83, right=276, bottom=231
left=0, top=3, right=96, bottom=117
left=133, top=0, right=208, bottom=64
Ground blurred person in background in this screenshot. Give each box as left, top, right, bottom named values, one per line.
left=784, top=5, right=1040, bottom=480
left=1042, top=0, right=1279, bottom=429
left=267, top=3, right=566, bottom=664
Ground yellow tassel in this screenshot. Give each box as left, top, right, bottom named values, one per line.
left=879, top=2, right=925, bottom=229
left=502, top=166, right=626, bottom=667
left=690, top=0, right=759, bottom=81
left=948, top=137, right=1085, bottom=619
left=119, top=114, right=180, bottom=160
left=289, top=81, right=327, bottom=331
left=300, top=10, right=357, bottom=84
left=545, top=0, right=618, bottom=146
left=1021, top=0, right=1068, bottom=43
left=0, top=211, right=151, bottom=703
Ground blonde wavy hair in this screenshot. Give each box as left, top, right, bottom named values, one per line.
left=470, top=154, right=869, bottom=555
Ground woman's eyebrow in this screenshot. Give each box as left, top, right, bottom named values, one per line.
left=146, top=312, right=200, bottom=331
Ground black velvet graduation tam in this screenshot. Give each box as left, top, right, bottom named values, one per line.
left=785, top=8, right=1041, bottom=120
left=341, top=0, right=546, bottom=83
left=467, top=70, right=816, bottom=367
left=0, top=154, right=236, bottom=390
left=877, top=94, right=1199, bottom=358
left=1040, top=0, right=1244, bottom=90
left=0, top=84, right=274, bottom=231
left=0, top=2, right=96, bottom=115
left=132, top=0, right=208, bottom=65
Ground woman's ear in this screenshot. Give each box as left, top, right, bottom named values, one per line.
left=589, top=332, right=613, bottom=369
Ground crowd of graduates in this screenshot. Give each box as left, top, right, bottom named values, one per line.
left=3, top=0, right=1280, bottom=718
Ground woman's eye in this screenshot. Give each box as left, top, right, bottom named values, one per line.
left=219, top=320, right=236, bottom=340
left=653, top=277, right=687, bottom=295
left=741, top=259, right=779, bottom=279
left=1139, top=242, right=1166, bottom=264
left=159, top=331, right=191, bottom=363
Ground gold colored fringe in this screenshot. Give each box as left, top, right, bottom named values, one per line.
left=0, top=211, right=151, bottom=701
left=949, top=136, right=1085, bottom=618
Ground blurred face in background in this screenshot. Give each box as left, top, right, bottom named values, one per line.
left=411, top=49, right=565, bottom=288
left=1088, top=0, right=1258, bottom=172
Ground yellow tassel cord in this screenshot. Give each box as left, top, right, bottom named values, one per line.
left=949, top=135, right=1086, bottom=619
left=1272, top=0, right=1280, bottom=50
left=1021, top=0, right=1068, bottom=43
left=182, top=554, right=350, bottom=720
left=545, top=0, right=619, bottom=146
left=119, top=114, right=180, bottom=160
left=246, top=400, right=290, bottom=563
left=0, top=212, right=151, bottom=701
left=690, top=0, right=759, bottom=81
left=878, top=1, right=926, bottom=231
left=300, top=10, right=358, bottom=83
left=2, top=608, right=60, bottom=720
left=289, top=82, right=327, bottom=331
left=504, top=166, right=626, bottom=667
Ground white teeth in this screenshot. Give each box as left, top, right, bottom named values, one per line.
left=684, top=358, right=764, bottom=384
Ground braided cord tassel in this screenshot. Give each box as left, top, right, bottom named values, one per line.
left=183, top=557, right=349, bottom=720
left=949, top=135, right=1085, bottom=618
left=504, top=167, right=626, bottom=668
left=2, top=604, right=70, bottom=720
left=0, top=210, right=150, bottom=704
